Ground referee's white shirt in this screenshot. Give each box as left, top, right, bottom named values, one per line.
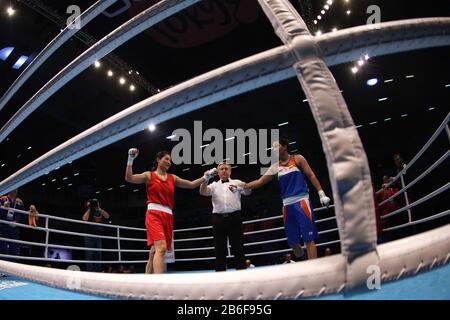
left=200, top=178, right=251, bottom=214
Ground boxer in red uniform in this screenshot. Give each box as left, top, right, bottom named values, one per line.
left=125, top=149, right=217, bottom=274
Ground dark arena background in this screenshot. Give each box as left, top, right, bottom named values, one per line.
left=0, top=0, right=449, bottom=303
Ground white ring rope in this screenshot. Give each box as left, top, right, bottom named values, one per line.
left=376, top=112, right=450, bottom=194
left=1, top=224, right=447, bottom=300
left=315, top=216, right=338, bottom=223
left=0, top=207, right=448, bottom=295
left=174, top=225, right=212, bottom=233
left=318, top=228, right=339, bottom=235
left=0, top=237, right=136, bottom=253
left=176, top=245, right=318, bottom=262
left=1, top=160, right=446, bottom=255
left=245, top=238, right=288, bottom=247
left=0, top=203, right=339, bottom=242
left=0, top=0, right=118, bottom=112
left=0, top=1, right=448, bottom=298
left=174, top=227, right=340, bottom=246
left=174, top=247, right=215, bottom=252
left=383, top=209, right=450, bottom=232
left=1, top=18, right=450, bottom=195
left=1, top=177, right=446, bottom=262
left=378, top=149, right=449, bottom=206
left=0, top=205, right=340, bottom=262
left=245, top=227, right=284, bottom=235
left=1, top=204, right=336, bottom=232
left=173, top=257, right=217, bottom=262
left=173, top=205, right=336, bottom=233
left=0, top=220, right=122, bottom=240
left=381, top=182, right=450, bottom=220
left=174, top=235, right=213, bottom=242
left=0, top=216, right=147, bottom=244
left=0, top=254, right=147, bottom=264
left=1, top=206, right=146, bottom=231
left=176, top=241, right=343, bottom=262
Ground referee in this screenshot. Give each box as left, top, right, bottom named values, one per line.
left=200, top=162, right=251, bottom=271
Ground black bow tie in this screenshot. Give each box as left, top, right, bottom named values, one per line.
left=221, top=179, right=230, bottom=183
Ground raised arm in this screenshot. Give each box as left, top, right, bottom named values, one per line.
left=199, top=181, right=212, bottom=196
left=199, top=169, right=218, bottom=195
left=174, top=175, right=207, bottom=189
left=99, top=208, right=110, bottom=220
left=15, top=197, right=24, bottom=223
left=82, top=208, right=91, bottom=221
left=125, top=170, right=150, bottom=184
left=241, top=183, right=251, bottom=196
left=125, top=148, right=150, bottom=184
left=244, top=164, right=277, bottom=190
left=176, top=168, right=218, bottom=190
left=230, top=180, right=252, bottom=196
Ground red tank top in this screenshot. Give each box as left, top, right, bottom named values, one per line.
left=146, top=171, right=175, bottom=209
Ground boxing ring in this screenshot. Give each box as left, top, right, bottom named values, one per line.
left=0, top=0, right=449, bottom=299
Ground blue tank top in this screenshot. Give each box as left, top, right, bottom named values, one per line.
left=277, top=156, right=309, bottom=200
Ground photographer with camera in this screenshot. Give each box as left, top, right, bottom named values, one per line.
left=82, top=199, right=110, bottom=272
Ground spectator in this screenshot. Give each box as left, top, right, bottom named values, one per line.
left=371, top=181, right=384, bottom=244
left=392, top=153, right=414, bottom=224
left=0, top=189, right=38, bottom=257
left=377, top=176, right=400, bottom=216
left=103, top=265, right=113, bottom=273
left=393, top=153, right=406, bottom=173
left=243, top=223, right=255, bottom=234
left=28, top=205, right=39, bottom=227
left=324, top=248, right=332, bottom=256
left=245, top=259, right=255, bottom=268
left=376, top=176, right=400, bottom=243
left=82, top=198, right=111, bottom=272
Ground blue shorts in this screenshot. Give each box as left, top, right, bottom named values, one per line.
left=283, top=197, right=318, bottom=244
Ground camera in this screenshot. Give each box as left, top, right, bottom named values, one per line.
left=88, top=198, right=99, bottom=211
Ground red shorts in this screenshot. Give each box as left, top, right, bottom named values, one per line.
left=145, top=209, right=174, bottom=250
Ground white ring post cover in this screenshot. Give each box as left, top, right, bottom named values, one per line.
left=257, top=0, right=379, bottom=290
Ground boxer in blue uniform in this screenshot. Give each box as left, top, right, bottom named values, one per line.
left=237, top=138, right=331, bottom=259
